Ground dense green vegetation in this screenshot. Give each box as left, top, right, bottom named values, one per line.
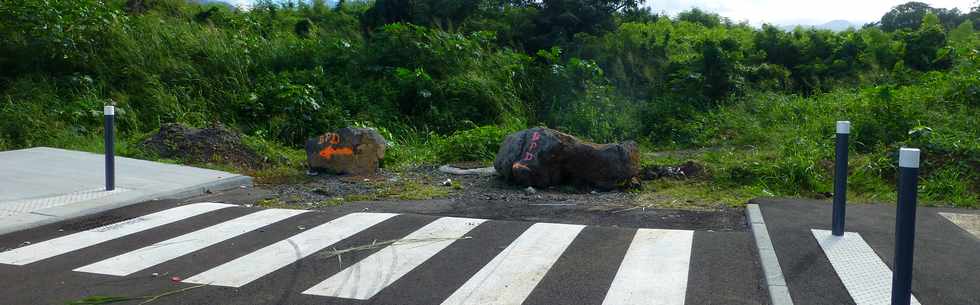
left=1, top=0, right=977, bottom=207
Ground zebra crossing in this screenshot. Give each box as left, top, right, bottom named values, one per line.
left=74, top=208, right=309, bottom=276
left=439, top=222, right=586, bottom=305
left=0, top=202, right=234, bottom=265
left=0, top=202, right=715, bottom=305
left=183, top=212, right=399, bottom=288
left=302, top=216, right=487, bottom=300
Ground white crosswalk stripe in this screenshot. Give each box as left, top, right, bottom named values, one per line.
left=601, top=229, right=694, bottom=305
left=182, top=212, right=398, bottom=287
left=0, top=202, right=233, bottom=265
left=439, top=222, right=585, bottom=305
left=74, top=209, right=308, bottom=276
left=303, top=217, right=487, bottom=300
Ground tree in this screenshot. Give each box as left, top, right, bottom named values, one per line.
left=618, top=6, right=658, bottom=24
left=936, top=8, right=966, bottom=30
left=362, top=0, right=415, bottom=29
left=831, top=31, right=867, bottom=74
left=970, top=3, right=980, bottom=28
left=903, top=13, right=952, bottom=71
left=880, top=2, right=935, bottom=32
left=861, top=27, right=902, bottom=69
left=523, top=0, right=644, bottom=52
left=698, top=38, right=741, bottom=102
left=948, top=21, right=976, bottom=55
left=361, top=0, right=482, bottom=31
left=754, top=25, right=802, bottom=70
left=677, top=8, right=725, bottom=28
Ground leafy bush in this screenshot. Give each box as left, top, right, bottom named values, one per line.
left=433, top=125, right=517, bottom=163
left=0, top=0, right=125, bottom=75
left=530, top=48, right=641, bottom=142
left=921, top=167, right=978, bottom=207
left=368, top=24, right=529, bottom=133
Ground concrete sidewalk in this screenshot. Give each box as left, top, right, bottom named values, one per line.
left=0, top=147, right=251, bottom=235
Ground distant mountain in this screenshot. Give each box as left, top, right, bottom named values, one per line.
left=817, top=20, right=859, bottom=31
left=778, top=20, right=861, bottom=32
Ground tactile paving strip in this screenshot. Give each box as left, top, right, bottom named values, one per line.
left=939, top=213, right=980, bottom=239
left=0, top=188, right=130, bottom=214
left=811, top=229, right=921, bottom=305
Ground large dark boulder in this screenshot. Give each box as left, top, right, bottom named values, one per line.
left=493, top=127, right=640, bottom=190
left=306, top=128, right=387, bottom=175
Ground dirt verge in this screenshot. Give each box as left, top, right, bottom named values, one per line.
left=190, top=164, right=748, bottom=231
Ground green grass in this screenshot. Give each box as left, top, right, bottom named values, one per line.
left=339, top=180, right=452, bottom=202
left=256, top=198, right=302, bottom=209
left=636, top=180, right=768, bottom=209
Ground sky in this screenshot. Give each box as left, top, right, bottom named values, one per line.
left=648, top=0, right=977, bottom=26
left=225, top=0, right=977, bottom=26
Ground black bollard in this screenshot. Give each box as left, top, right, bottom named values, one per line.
left=832, top=121, right=850, bottom=236
left=891, top=148, right=920, bottom=305
left=105, top=106, right=115, bottom=191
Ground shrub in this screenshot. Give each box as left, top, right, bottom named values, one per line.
left=921, top=167, right=978, bottom=207
left=434, top=125, right=517, bottom=163
left=368, top=24, right=528, bottom=133
left=531, top=48, right=641, bottom=142
left=0, top=0, right=125, bottom=76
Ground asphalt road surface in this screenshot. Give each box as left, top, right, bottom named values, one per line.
left=0, top=199, right=766, bottom=305
left=755, top=198, right=980, bottom=305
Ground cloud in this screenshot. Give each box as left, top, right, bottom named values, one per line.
left=645, top=0, right=976, bottom=25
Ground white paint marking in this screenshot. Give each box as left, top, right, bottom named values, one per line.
left=601, top=229, right=694, bottom=305
left=0, top=203, right=233, bottom=265
left=74, top=209, right=308, bottom=276
left=303, top=217, right=486, bottom=300
left=811, top=229, right=922, bottom=305
left=182, top=212, right=398, bottom=287
left=439, top=222, right=584, bottom=305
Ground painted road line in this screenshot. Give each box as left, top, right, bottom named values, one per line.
left=601, top=229, right=694, bottom=305
left=747, top=204, right=794, bottom=305
left=0, top=203, right=233, bottom=265
left=183, top=212, right=398, bottom=287
left=439, top=222, right=585, bottom=305
left=811, top=229, right=922, bottom=305
left=303, top=217, right=487, bottom=300
left=74, top=209, right=308, bottom=276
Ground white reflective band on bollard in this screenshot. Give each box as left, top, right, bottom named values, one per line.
left=899, top=148, right=920, bottom=168
left=104, top=105, right=115, bottom=115
left=836, top=121, right=850, bottom=134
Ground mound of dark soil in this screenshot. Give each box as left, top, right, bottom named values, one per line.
left=141, top=123, right=262, bottom=169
